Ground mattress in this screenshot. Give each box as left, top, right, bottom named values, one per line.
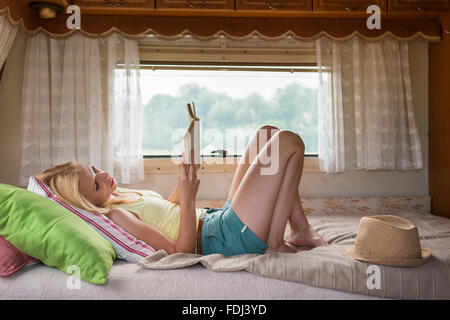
left=0, top=260, right=382, bottom=300
left=1, top=196, right=444, bottom=300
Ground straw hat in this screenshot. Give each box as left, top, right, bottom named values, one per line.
left=342, top=215, right=432, bottom=267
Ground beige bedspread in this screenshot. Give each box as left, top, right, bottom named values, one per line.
left=139, top=196, right=450, bottom=300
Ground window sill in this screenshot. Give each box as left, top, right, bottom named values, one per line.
left=144, top=157, right=320, bottom=174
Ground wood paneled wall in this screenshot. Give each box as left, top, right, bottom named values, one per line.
left=429, top=16, right=450, bottom=218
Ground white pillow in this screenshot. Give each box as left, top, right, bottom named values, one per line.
left=27, top=176, right=155, bottom=262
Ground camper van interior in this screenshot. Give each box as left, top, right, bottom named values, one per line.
left=0, top=0, right=450, bottom=301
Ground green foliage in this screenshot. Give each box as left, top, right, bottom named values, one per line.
left=143, top=82, right=318, bottom=155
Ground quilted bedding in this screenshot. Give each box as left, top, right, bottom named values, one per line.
left=139, top=196, right=450, bottom=300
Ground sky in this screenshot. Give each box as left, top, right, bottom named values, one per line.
left=140, top=69, right=319, bottom=103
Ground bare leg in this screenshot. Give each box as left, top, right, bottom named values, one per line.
left=230, top=129, right=307, bottom=252
left=264, top=148, right=305, bottom=253
left=227, top=125, right=279, bottom=201
left=228, top=125, right=327, bottom=249
left=288, top=193, right=328, bottom=247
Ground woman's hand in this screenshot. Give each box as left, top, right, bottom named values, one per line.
left=177, top=150, right=200, bottom=206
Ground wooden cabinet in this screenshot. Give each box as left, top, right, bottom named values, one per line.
left=72, top=0, right=450, bottom=15
left=313, top=0, right=386, bottom=12
left=156, top=0, right=234, bottom=10
left=389, top=0, right=449, bottom=12
left=74, top=0, right=155, bottom=8
left=429, top=16, right=450, bottom=218
left=70, top=0, right=450, bottom=16
left=236, top=0, right=312, bottom=11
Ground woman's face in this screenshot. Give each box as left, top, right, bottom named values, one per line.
left=76, top=163, right=117, bottom=207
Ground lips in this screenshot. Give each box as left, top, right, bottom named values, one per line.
left=110, top=177, right=115, bottom=187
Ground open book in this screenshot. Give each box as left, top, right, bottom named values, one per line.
left=183, top=102, right=200, bottom=165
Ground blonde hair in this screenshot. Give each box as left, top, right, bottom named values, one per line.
left=41, top=161, right=136, bottom=215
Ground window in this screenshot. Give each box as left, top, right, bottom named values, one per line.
left=137, top=35, right=319, bottom=164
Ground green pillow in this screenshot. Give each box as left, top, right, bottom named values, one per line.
left=0, top=183, right=116, bottom=284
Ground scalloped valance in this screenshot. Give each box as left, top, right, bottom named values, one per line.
left=0, top=0, right=443, bottom=41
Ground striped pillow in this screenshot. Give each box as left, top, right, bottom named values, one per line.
left=27, top=177, right=155, bottom=262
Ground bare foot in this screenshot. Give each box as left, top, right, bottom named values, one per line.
left=264, top=242, right=308, bottom=254
left=288, top=226, right=328, bottom=248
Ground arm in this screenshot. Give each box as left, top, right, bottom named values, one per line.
left=107, top=153, right=200, bottom=254
left=106, top=207, right=178, bottom=254
left=174, top=153, right=200, bottom=253
left=176, top=198, right=197, bottom=254
left=107, top=207, right=196, bottom=254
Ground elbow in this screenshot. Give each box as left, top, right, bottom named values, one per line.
left=164, top=238, right=196, bottom=255
left=166, top=244, right=177, bottom=255
left=172, top=244, right=195, bottom=255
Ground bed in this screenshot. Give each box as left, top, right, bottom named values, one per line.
left=1, top=196, right=449, bottom=300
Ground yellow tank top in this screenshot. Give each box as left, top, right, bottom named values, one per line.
left=109, top=187, right=203, bottom=241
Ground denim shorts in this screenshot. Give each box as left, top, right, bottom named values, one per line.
left=201, top=199, right=269, bottom=256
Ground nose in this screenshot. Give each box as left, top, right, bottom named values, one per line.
left=97, top=171, right=110, bottom=180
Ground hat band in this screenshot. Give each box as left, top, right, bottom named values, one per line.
left=354, top=246, right=421, bottom=260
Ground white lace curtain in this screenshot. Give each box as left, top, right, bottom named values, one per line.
left=316, top=38, right=345, bottom=173
left=316, top=36, right=423, bottom=173
left=105, top=35, right=145, bottom=184
left=19, top=32, right=145, bottom=185
left=20, top=33, right=52, bottom=181
left=0, top=13, right=17, bottom=71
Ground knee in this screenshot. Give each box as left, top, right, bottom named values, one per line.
left=257, top=125, right=280, bottom=138
left=259, top=124, right=280, bottom=132
left=255, top=125, right=280, bottom=143
left=277, top=130, right=305, bottom=152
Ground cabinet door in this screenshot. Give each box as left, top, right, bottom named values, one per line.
left=313, top=0, right=386, bottom=12
left=74, top=0, right=155, bottom=8
left=156, top=0, right=234, bottom=10
left=236, top=0, right=312, bottom=11
left=389, top=0, right=449, bottom=12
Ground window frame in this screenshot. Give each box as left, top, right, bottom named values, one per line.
left=138, top=40, right=320, bottom=173
left=144, top=155, right=320, bottom=174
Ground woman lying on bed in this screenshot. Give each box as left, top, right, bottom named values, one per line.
left=36, top=125, right=327, bottom=256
